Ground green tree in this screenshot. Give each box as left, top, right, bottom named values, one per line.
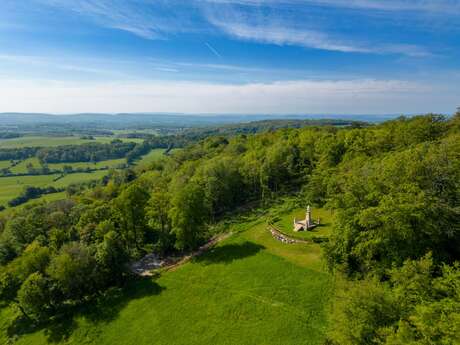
left=169, top=182, right=208, bottom=251
left=17, top=272, right=50, bottom=321
left=47, top=242, right=97, bottom=301
left=113, top=184, right=150, bottom=254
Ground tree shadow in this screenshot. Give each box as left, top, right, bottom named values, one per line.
left=83, top=278, right=165, bottom=325
left=193, top=241, right=265, bottom=265
left=7, top=278, right=165, bottom=343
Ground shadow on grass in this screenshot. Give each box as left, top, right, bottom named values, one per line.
left=7, top=278, right=164, bottom=343
left=193, top=241, right=265, bottom=265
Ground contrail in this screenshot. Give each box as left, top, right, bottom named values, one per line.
left=205, top=42, right=222, bottom=58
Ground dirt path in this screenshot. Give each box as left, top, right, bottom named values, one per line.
left=132, top=232, right=232, bottom=277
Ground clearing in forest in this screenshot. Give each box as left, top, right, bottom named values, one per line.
left=0, top=210, right=333, bottom=345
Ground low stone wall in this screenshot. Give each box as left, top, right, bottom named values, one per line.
left=268, top=225, right=312, bottom=244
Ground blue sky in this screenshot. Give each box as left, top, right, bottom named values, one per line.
left=0, top=0, right=459, bottom=114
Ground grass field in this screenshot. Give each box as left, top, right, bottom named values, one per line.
left=0, top=170, right=109, bottom=207
left=0, top=211, right=332, bottom=345
left=0, top=136, right=143, bottom=148
left=0, top=160, right=11, bottom=169
left=275, top=208, right=334, bottom=240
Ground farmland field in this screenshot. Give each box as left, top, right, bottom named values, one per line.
left=2, top=157, right=127, bottom=174
left=0, top=210, right=332, bottom=345
left=0, top=135, right=143, bottom=148
left=0, top=170, right=109, bottom=207
left=0, top=144, right=170, bottom=210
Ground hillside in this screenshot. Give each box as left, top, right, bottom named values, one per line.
left=0, top=113, right=459, bottom=344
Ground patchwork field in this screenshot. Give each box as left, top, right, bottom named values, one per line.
left=0, top=213, right=332, bottom=345
left=0, top=136, right=142, bottom=148
left=0, top=170, right=109, bottom=207
left=0, top=146, right=171, bottom=210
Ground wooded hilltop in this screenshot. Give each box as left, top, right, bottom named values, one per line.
left=0, top=112, right=459, bottom=344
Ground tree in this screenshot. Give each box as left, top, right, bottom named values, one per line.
left=17, top=272, right=50, bottom=321
left=95, top=231, right=128, bottom=283
left=113, top=184, right=150, bottom=254
left=169, top=182, right=208, bottom=251
left=47, top=243, right=97, bottom=301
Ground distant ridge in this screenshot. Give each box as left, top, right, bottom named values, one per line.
left=0, top=112, right=407, bottom=127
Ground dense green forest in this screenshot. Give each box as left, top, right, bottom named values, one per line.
left=0, top=113, right=459, bottom=343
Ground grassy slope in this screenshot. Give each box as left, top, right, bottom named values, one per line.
left=1, top=215, right=332, bottom=345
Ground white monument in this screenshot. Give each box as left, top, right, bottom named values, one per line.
left=293, top=206, right=318, bottom=232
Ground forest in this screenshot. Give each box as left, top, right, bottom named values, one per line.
left=0, top=112, right=459, bottom=344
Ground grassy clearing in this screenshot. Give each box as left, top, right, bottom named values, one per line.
left=0, top=136, right=142, bottom=148
left=275, top=208, right=334, bottom=241
left=135, top=149, right=167, bottom=168
left=1, top=211, right=332, bottom=345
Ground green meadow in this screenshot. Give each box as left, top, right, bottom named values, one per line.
left=0, top=213, right=332, bottom=345
left=0, top=160, right=11, bottom=169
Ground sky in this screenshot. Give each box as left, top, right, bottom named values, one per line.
left=0, top=0, right=459, bottom=115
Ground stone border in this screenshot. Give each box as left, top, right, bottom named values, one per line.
left=268, top=225, right=312, bottom=244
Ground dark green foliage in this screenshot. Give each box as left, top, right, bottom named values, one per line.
left=17, top=272, right=51, bottom=320
left=37, top=141, right=137, bottom=163
left=325, top=136, right=460, bottom=275
left=47, top=242, right=98, bottom=301
left=328, top=255, right=460, bottom=345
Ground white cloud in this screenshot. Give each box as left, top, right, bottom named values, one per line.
left=1, top=78, right=457, bottom=114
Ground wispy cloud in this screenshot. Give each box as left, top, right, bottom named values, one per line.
left=36, top=0, right=195, bottom=39
left=204, top=0, right=460, bottom=14
left=0, top=54, right=130, bottom=77
left=206, top=16, right=431, bottom=56
left=15, top=0, right=451, bottom=57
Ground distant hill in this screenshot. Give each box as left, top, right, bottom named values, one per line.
left=0, top=112, right=403, bottom=128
